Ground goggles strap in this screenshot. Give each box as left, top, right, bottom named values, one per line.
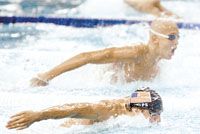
left=149, top=29, right=169, bottom=39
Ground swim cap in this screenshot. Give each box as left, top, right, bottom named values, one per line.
left=128, top=87, right=163, bottom=116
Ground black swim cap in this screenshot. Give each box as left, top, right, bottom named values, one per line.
left=129, top=87, right=163, bottom=116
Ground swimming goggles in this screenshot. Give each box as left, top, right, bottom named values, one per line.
left=150, top=29, right=179, bottom=41
left=130, top=102, right=162, bottom=116
left=129, top=91, right=162, bottom=116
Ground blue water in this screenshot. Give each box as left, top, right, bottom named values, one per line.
left=1, top=0, right=200, bottom=134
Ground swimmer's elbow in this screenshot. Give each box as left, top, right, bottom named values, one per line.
left=76, top=52, right=92, bottom=64
left=87, top=48, right=114, bottom=63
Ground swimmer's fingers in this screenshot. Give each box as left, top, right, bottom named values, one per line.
left=30, top=77, right=48, bottom=87
left=16, top=125, right=29, bottom=130
left=159, top=11, right=181, bottom=19
left=10, top=111, right=28, bottom=118
left=7, top=112, right=30, bottom=128
left=155, top=2, right=180, bottom=18
left=7, top=112, right=29, bottom=124
left=164, top=12, right=181, bottom=19
left=6, top=120, right=29, bottom=129
left=7, top=121, right=30, bottom=130
left=7, top=115, right=24, bottom=125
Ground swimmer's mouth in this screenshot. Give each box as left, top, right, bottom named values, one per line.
left=171, top=47, right=176, bottom=54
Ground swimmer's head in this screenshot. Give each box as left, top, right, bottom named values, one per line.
left=149, top=19, right=179, bottom=59
left=126, top=87, right=163, bottom=123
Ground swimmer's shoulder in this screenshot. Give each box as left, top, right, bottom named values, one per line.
left=124, top=43, right=149, bottom=53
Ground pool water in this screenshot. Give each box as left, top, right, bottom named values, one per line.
left=1, top=0, right=200, bottom=21
left=1, top=0, right=200, bottom=134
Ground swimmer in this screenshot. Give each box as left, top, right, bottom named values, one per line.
left=124, top=0, right=179, bottom=17
left=6, top=87, right=163, bottom=130
left=30, top=19, right=179, bottom=86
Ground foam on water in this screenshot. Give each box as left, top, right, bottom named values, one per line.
left=1, top=0, right=200, bottom=134
left=1, top=22, right=200, bottom=133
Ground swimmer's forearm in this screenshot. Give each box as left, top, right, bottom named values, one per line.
left=43, top=48, right=116, bottom=81
left=42, top=53, right=91, bottom=81
left=37, top=107, right=74, bottom=121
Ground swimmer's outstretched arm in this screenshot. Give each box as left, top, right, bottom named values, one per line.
left=124, top=0, right=162, bottom=16
left=31, top=46, right=140, bottom=87
left=124, top=0, right=178, bottom=17
left=6, top=102, right=106, bottom=130
left=156, top=2, right=179, bottom=17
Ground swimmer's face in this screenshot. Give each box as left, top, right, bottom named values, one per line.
left=142, top=109, right=161, bottom=123
left=149, top=114, right=161, bottom=123
left=156, top=26, right=179, bottom=59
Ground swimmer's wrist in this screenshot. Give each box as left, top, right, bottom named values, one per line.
left=36, top=73, right=52, bottom=83
left=35, top=111, right=44, bottom=122
left=36, top=110, right=54, bottom=121
left=38, top=72, right=56, bottom=82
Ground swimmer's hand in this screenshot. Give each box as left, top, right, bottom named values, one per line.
left=30, top=76, right=49, bottom=87
left=6, top=111, right=41, bottom=130
left=160, top=11, right=180, bottom=19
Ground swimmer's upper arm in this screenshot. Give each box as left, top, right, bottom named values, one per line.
left=68, top=102, right=111, bottom=120
left=87, top=46, right=141, bottom=64
left=39, top=103, right=101, bottom=121
left=111, top=46, right=140, bottom=60
left=69, top=103, right=100, bottom=119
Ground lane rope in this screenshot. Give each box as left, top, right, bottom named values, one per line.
left=0, top=16, right=200, bottom=30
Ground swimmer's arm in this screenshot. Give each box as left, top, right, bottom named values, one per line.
left=6, top=103, right=102, bottom=130
left=124, top=0, right=177, bottom=17
left=124, top=0, right=161, bottom=16
left=156, top=3, right=173, bottom=16
left=155, top=1, right=179, bottom=17
left=38, top=103, right=100, bottom=120
left=124, top=0, right=137, bottom=8
left=141, top=0, right=170, bottom=16
left=33, top=46, right=139, bottom=83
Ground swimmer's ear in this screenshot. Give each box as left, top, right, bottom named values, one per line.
left=125, top=104, right=132, bottom=112
left=151, top=35, right=159, bottom=45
